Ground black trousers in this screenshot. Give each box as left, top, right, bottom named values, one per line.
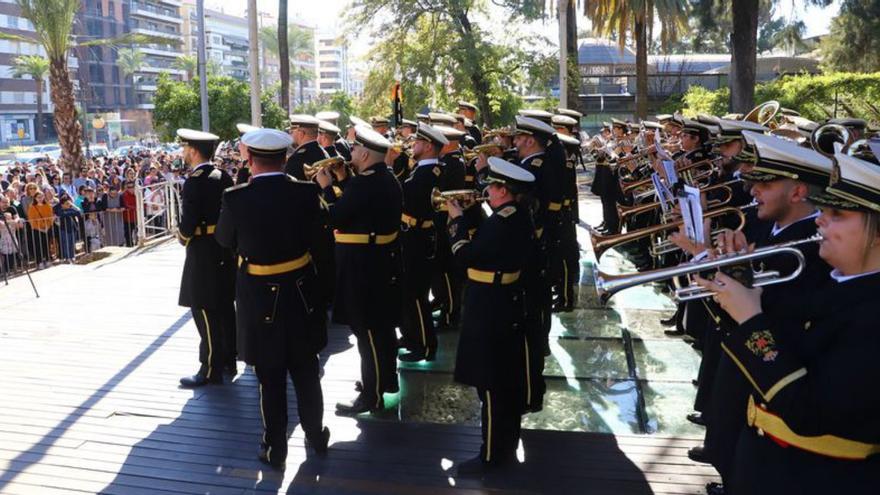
left=254, top=354, right=324, bottom=464
left=191, top=308, right=226, bottom=379
left=477, top=388, right=522, bottom=464
left=430, top=261, right=462, bottom=326
left=353, top=325, right=397, bottom=405
left=400, top=231, right=437, bottom=355
left=221, top=304, right=237, bottom=367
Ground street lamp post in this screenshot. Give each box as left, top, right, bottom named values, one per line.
left=196, top=0, right=210, bottom=131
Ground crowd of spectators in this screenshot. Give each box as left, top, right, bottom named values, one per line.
left=0, top=141, right=247, bottom=278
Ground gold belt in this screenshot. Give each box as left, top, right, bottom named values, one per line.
left=465, top=174, right=475, bottom=182
left=563, top=199, right=572, bottom=206
left=194, top=224, right=216, bottom=236
left=547, top=202, right=562, bottom=211
left=239, top=253, right=311, bottom=276
left=334, top=231, right=398, bottom=245
left=401, top=213, right=434, bottom=229
left=467, top=268, right=521, bottom=285
left=747, top=396, right=880, bottom=460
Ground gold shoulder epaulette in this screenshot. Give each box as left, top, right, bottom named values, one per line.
left=433, top=166, right=442, bottom=177
left=497, top=205, right=516, bottom=218
left=531, top=158, right=543, bottom=167
left=360, top=169, right=375, bottom=176
left=191, top=168, right=204, bottom=177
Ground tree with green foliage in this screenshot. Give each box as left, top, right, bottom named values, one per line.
left=348, top=0, right=555, bottom=126
left=771, top=20, right=808, bottom=55
left=0, top=0, right=175, bottom=173
left=172, top=54, right=220, bottom=80
left=669, top=72, right=880, bottom=123
left=116, top=48, right=144, bottom=107
left=10, top=55, right=49, bottom=143
left=820, top=0, right=880, bottom=73
left=152, top=74, right=286, bottom=142
left=585, top=0, right=689, bottom=119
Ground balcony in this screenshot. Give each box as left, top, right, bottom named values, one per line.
left=140, top=45, right=181, bottom=58
left=136, top=103, right=155, bottom=110
left=157, top=0, right=182, bottom=6
left=131, top=3, right=183, bottom=24
left=131, top=27, right=180, bottom=41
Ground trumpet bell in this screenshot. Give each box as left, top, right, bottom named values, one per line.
left=303, top=156, right=345, bottom=179
left=431, top=188, right=486, bottom=211
left=744, top=100, right=780, bottom=126
left=810, top=123, right=853, bottom=158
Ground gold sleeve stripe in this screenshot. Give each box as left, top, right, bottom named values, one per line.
left=451, top=239, right=470, bottom=254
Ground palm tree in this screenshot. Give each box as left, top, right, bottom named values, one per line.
left=586, top=0, right=689, bottom=119
left=772, top=20, right=808, bottom=56
left=278, top=0, right=290, bottom=113
left=0, top=0, right=176, bottom=174
left=116, top=47, right=144, bottom=105
left=172, top=54, right=220, bottom=80
left=10, top=55, right=49, bottom=143
left=261, top=24, right=314, bottom=106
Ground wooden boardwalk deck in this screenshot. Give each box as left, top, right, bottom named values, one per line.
left=0, top=200, right=718, bottom=494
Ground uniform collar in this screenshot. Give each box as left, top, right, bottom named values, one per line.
left=416, top=158, right=440, bottom=168
left=521, top=152, right=545, bottom=163
left=830, top=268, right=880, bottom=284
left=770, top=210, right=819, bottom=237
left=293, top=139, right=318, bottom=152
left=251, top=171, right=286, bottom=179
left=492, top=200, right=517, bottom=213
left=194, top=162, right=213, bottom=170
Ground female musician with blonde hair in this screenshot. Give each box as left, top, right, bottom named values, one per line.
left=695, top=151, right=880, bottom=494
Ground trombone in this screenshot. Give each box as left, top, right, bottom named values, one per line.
left=588, top=206, right=746, bottom=260
left=463, top=143, right=503, bottom=161
left=431, top=188, right=487, bottom=212
left=618, top=182, right=735, bottom=224
left=303, top=156, right=345, bottom=179
left=594, top=235, right=821, bottom=304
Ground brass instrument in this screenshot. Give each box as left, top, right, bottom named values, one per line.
left=463, top=143, right=503, bottom=161
left=621, top=156, right=722, bottom=197
left=594, top=235, right=821, bottom=304
left=618, top=183, right=735, bottom=223
left=744, top=100, right=780, bottom=128
left=391, top=136, right=414, bottom=155
left=303, top=156, right=345, bottom=179
left=588, top=206, right=745, bottom=260
left=810, top=123, right=853, bottom=158
left=431, top=188, right=487, bottom=212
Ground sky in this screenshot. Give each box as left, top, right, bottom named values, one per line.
left=206, top=0, right=841, bottom=54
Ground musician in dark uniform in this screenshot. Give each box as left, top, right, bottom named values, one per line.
left=697, top=132, right=834, bottom=494
left=285, top=114, right=330, bottom=180
left=512, top=115, right=566, bottom=412
left=316, top=111, right=353, bottom=162
left=431, top=125, right=467, bottom=328
left=315, top=125, right=403, bottom=414
left=175, top=129, right=237, bottom=388
left=591, top=121, right=620, bottom=233
left=388, top=118, right=417, bottom=181
left=457, top=101, right=482, bottom=144
left=446, top=157, right=535, bottom=475
left=215, top=128, right=332, bottom=468
left=695, top=149, right=880, bottom=495
left=453, top=114, right=478, bottom=149
left=552, top=116, right=582, bottom=312
left=235, top=123, right=258, bottom=185
left=317, top=120, right=342, bottom=158
left=369, top=116, right=392, bottom=139
left=398, top=124, right=448, bottom=362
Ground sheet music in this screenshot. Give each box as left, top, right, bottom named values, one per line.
left=655, top=129, right=671, bottom=160
left=662, top=159, right=678, bottom=186
left=678, top=185, right=704, bottom=245
left=651, top=173, right=675, bottom=216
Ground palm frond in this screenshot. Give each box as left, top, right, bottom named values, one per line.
left=75, top=32, right=181, bottom=48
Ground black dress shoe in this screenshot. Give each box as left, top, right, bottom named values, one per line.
left=399, top=350, right=436, bottom=362
left=258, top=445, right=286, bottom=469
left=705, top=482, right=725, bottom=495
left=659, top=315, right=678, bottom=327
left=305, top=426, right=330, bottom=456
left=664, top=328, right=685, bottom=336
left=336, top=395, right=383, bottom=415
left=687, top=446, right=710, bottom=464
left=179, top=372, right=221, bottom=388
left=686, top=412, right=706, bottom=426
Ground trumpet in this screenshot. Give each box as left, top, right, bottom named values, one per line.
left=589, top=206, right=746, bottom=260
left=431, top=188, right=487, bottom=211
left=595, top=235, right=821, bottom=304
left=303, top=156, right=345, bottom=179
left=463, top=143, right=503, bottom=161
left=621, top=156, right=722, bottom=197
